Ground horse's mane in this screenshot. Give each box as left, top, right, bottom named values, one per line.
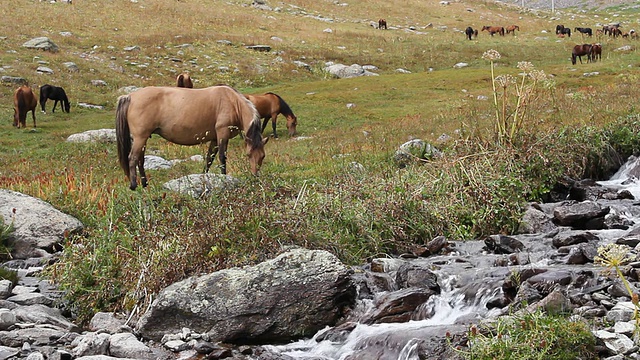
left=244, top=107, right=263, bottom=150
left=266, top=92, right=294, bottom=117
left=234, top=88, right=262, bottom=148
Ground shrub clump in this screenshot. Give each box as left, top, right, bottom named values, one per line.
left=462, top=310, right=597, bottom=360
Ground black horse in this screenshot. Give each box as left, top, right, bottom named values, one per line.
left=465, top=26, right=476, bottom=40
left=39, top=84, right=70, bottom=113
left=575, top=27, right=593, bottom=36
left=556, top=25, right=571, bottom=37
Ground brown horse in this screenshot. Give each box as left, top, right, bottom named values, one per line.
left=590, top=43, right=602, bottom=62
left=482, top=26, right=504, bottom=36
left=506, top=25, right=520, bottom=35
left=176, top=73, right=193, bottom=88
left=116, top=85, right=268, bottom=190
left=13, top=85, right=37, bottom=129
left=244, top=92, right=298, bottom=138
left=571, top=44, right=592, bottom=65
left=378, top=18, right=387, bottom=29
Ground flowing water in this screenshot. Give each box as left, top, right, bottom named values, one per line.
left=264, top=156, right=640, bottom=360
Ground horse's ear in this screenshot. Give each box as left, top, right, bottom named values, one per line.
left=262, top=136, right=270, bottom=146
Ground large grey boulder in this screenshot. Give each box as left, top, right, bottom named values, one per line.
left=66, top=129, right=116, bottom=143
left=162, top=173, right=240, bottom=198
left=553, top=200, right=609, bottom=228
left=394, top=139, right=441, bottom=168
left=324, top=63, right=378, bottom=78
left=0, top=190, right=84, bottom=259
left=136, top=248, right=356, bottom=344
left=22, top=37, right=59, bottom=52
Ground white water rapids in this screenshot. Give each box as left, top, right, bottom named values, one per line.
left=265, top=272, right=502, bottom=360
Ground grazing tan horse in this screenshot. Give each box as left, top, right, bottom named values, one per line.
left=378, top=18, right=387, bottom=29
left=244, top=92, right=298, bottom=138
left=176, top=73, right=193, bottom=88
left=482, top=26, right=505, bottom=36
left=506, top=25, right=520, bottom=35
left=13, top=85, right=37, bottom=128
left=116, top=85, right=268, bottom=190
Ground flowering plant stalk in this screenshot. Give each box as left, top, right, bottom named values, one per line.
left=595, top=243, right=640, bottom=342
left=482, top=51, right=550, bottom=145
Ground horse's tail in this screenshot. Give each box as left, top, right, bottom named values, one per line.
left=115, top=95, right=132, bottom=178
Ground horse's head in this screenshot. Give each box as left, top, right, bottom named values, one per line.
left=286, top=114, right=298, bottom=137
left=12, top=108, right=18, bottom=127
left=246, top=136, right=269, bottom=175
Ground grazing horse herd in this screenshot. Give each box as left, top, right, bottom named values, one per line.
left=8, top=19, right=635, bottom=189
left=11, top=84, right=70, bottom=129
left=461, top=21, right=634, bottom=65
left=10, top=73, right=299, bottom=190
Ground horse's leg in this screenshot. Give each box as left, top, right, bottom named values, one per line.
left=128, top=138, right=147, bottom=190
left=204, top=141, right=219, bottom=173
left=52, top=100, right=58, bottom=113
left=261, top=116, right=270, bottom=132
left=217, top=139, right=229, bottom=175
left=31, top=109, right=36, bottom=128
left=138, top=153, right=148, bottom=188
left=271, top=114, right=278, bottom=138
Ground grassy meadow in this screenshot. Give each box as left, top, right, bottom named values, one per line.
left=1, top=0, right=639, bottom=320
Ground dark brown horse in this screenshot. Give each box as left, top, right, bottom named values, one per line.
left=378, top=18, right=387, bottom=29
left=245, top=92, right=298, bottom=138
left=506, top=25, right=520, bottom=35
left=482, top=26, right=504, bottom=36
left=176, top=73, right=193, bottom=88
left=590, top=43, right=602, bottom=62
left=572, top=44, right=592, bottom=65
left=39, top=84, right=70, bottom=113
left=13, top=85, right=37, bottom=129
left=116, top=85, right=268, bottom=190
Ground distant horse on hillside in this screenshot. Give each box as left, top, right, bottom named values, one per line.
left=506, top=25, right=520, bottom=35
left=115, top=85, right=268, bottom=190
left=13, top=85, right=37, bottom=129
left=572, top=44, right=592, bottom=65
left=575, top=27, right=593, bottom=37
left=39, top=84, right=70, bottom=113
left=603, top=24, right=620, bottom=36
left=245, top=92, right=298, bottom=138
left=590, top=43, right=602, bottom=62
left=176, top=73, right=193, bottom=88
left=464, top=26, right=477, bottom=40
left=556, top=24, right=571, bottom=37
left=482, top=26, right=504, bottom=36
left=378, top=19, right=387, bottom=29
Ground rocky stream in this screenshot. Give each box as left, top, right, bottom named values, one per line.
left=3, top=155, right=640, bottom=359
